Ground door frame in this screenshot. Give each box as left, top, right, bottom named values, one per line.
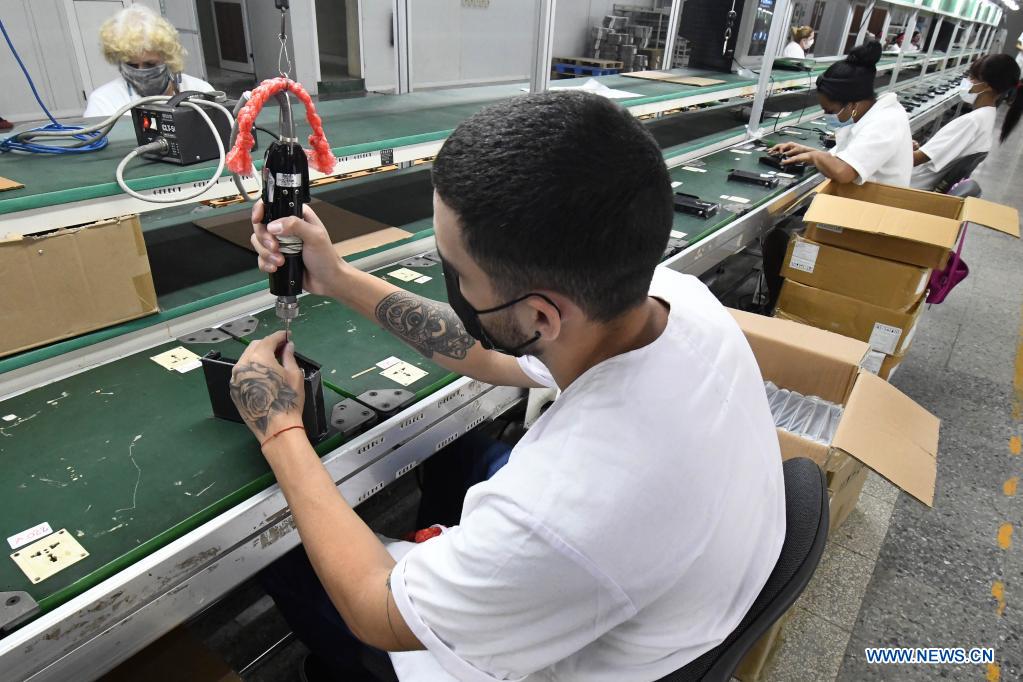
left=211, top=0, right=255, bottom=74
left=63, top=0, right=128, bottom=95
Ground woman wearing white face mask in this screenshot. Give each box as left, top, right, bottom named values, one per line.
left=83, top=6, right=214, bottom=117
left=911, top=55, right=1023, bottom=190
left=782, top=26, right=815, bottom=59
left=770, top=42, right=913, bottom=186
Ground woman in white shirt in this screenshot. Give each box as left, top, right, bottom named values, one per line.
left=911, top=54, right=1023, bottom=190
left=83, top=6, right=214, bottom=117
left=770, top=42, right=913, bottom=187
left=782, top=26, right=815, bottom=59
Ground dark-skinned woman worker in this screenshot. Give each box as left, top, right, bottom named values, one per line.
left=911, top=54, right=1023, bottom=190
left=760, top=43, right=912, bottom=312
left=770, top=42, right=913, bottom=187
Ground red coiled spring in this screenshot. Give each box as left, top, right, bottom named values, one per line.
left=226, top=77, right=337, bottom=176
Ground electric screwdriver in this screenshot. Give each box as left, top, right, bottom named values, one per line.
left=261, top=95, right=309, bottom=339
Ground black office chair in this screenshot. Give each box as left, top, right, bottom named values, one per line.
left=658, top=457, right=829, bottom=682
left=932, top=152, right=988, bottom=194
left=947, top=178, right=981, bottom=198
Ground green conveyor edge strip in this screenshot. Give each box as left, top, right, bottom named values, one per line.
left=0, top=228, right=437, bottom=375
left=35, top=428, right=346, bottom=613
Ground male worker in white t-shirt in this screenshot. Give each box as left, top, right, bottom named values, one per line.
left=231, top=91, right=786, bottom=681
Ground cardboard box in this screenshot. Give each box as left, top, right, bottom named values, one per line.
left=1, top=215, right=158, bottom=358
left=862, top=348, right=908, bottom=381
left=824, top=450, right=869, bottom=529
left=733, top=613, right=789, bottom=682
left=775, top=280, right=923, bottom=356
left=782, top=235, right=929, bottom=312
left=803, top=180, right=1019, bottom=269
left=731, top=309, right=940, bottom=506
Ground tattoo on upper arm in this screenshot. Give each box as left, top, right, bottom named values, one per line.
left=375, top=291, right=476, bottom=360
left=229, top=362, right=299, bottom=435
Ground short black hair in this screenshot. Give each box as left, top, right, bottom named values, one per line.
left=432, top=91, right=672, bottom=322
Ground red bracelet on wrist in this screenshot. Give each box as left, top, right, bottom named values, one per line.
left=261, top=424, right=306, bottom=448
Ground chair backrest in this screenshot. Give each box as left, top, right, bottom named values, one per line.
left=658, top=457, right=829, bottom=682
left=932, top=152, right=988, bottom=194
left=947, top=178, right=982, bottom=198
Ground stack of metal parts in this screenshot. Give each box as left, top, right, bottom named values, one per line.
left=590, top=15, right=650, bottom=70
left=764, top=382, right=844, bottom=445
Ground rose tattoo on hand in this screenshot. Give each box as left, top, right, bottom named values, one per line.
left=230, top=362, right=300, bottom=435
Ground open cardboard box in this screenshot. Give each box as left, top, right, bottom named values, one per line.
left=782, top=234, right=929, bottom=312
left=775, top=280, right=923, bottom=356
left=730, top=309, right=940, bottom=507
left=1, top=215, right=158, bottom=358
left=803, top=180, right=1019, bottom=269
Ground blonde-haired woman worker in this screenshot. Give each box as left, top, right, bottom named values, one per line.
left=783, top=26, right=815, bottom=59
left=83, top=5, right=214, bottom=117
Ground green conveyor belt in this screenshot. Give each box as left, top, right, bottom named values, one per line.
left=0, top=336, right=346, bottom=613
left=0, top=66, right=833, bottom=217
left=0, top=52, right=981, bottom=217
left=0, top=256, right=460, bottom=617
left=239, top=259, right=457, bottom=399
left=667, top=120, right=831, bottom=244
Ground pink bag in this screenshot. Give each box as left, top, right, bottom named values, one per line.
left=926, top=225, right=969, bottom=304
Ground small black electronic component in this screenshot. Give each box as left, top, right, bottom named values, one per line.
left=758, top=153, right=809, bottom=176
left=673, top=192, right=720, bottom=219
left=728, top=169, right=779, bottom=188
left=201, top=350, right=329, bottom=442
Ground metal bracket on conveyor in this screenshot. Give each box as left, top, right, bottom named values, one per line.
left=329, top=399, right=379, bottom=439
left=219, top=316, right=260, bottom=338
left=397, top=256, right=438, bottom=269
left=179, top=316, right=259, bottom=345
left=1, top=591, right=39, bottom=635
left=328, top=389, right=415, bottom=440
left=177, top=328, right=234, bottom=344
left=356, top=389, right=415, bottom=418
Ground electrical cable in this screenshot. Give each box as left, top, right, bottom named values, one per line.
left=0, top=17, right=109, bottom=154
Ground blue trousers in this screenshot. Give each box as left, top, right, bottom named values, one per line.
left=258, top=432, right=512, bottom=677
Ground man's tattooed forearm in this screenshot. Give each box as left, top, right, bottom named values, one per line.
left=374, top=291, right=476, bottom=360
left=229, top=362, right=299, bottom=435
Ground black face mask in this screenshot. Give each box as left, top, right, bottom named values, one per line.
left=439, top=254, right=560, bottom=357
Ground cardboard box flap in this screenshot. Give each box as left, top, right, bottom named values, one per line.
left=832, top=372, right=940, bottom=506
left=805, top=194, right=960, bottom=250
left=961, top=197, right=1020, bottom=238
left=730, top=309, right=868, bottom=404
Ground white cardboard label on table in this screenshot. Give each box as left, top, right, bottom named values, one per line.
left=720, top=195, right=751, bottom=204
left=671, top=181, right=682, bottom=188
left=861, top=350, right=885, bottom=375
left=670, top=230, right=687, bottom=239
left=732, top=149, right=752, bottom=155
left=682, top=166, right=707, bottom=173
left=789, top=242, right=820, bottom=273
left=150, top=347, right=202, bottom=373
left=775, top=171, right=796, bottom=179
left=2, top=414, right=16, bottom=422
left=414, top=275, right=433, bottom=284
left=387, top=268, right=422, bottom=282
left=868, top=323, right=903, bottom=355
left=8, top=522, right=53, bottom=550
left=380, top=361, right=429, bottom=387
left=376, top=356, right=402, bottom=370
left=817, top=224, right=844, bottom=233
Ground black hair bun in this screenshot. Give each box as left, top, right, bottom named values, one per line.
left=847, top=41, right=882, bottom=67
